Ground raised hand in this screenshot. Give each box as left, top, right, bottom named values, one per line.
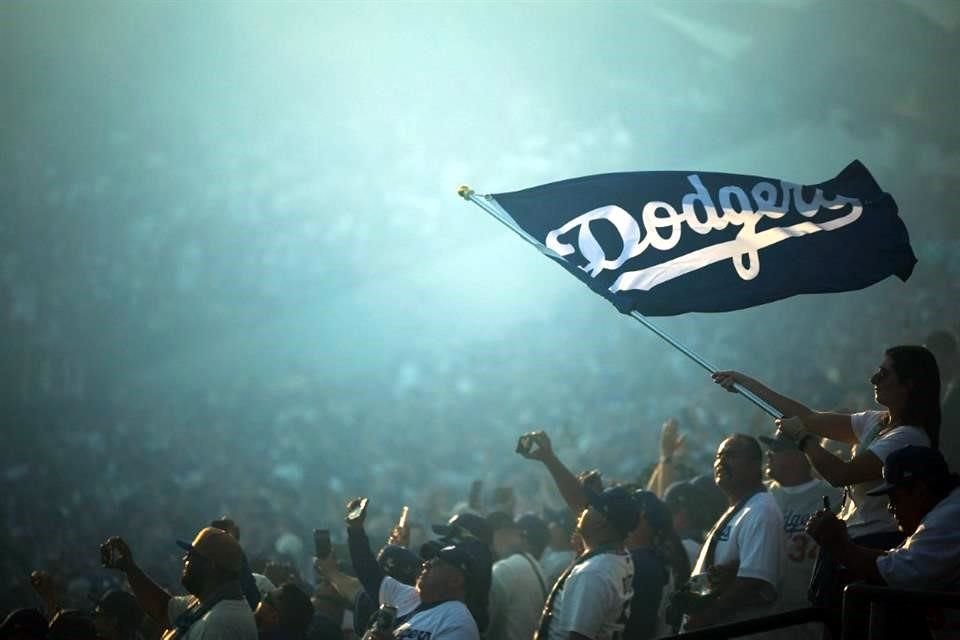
left=659, top=417, right=684, bottom=460
left=516, top=430, right=554, bottom=461
left=344, top=497, right=369, bottom=529
left=100, top=536, right=135, bottom=572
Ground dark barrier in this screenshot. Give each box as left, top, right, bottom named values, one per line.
left=841, top=583, right=960, bottom=640
left=658, top=607, right=828, bottom=639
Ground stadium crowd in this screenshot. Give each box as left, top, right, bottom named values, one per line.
left=3, top=326, right=959, bottom=640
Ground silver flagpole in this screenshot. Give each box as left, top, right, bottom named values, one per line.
left=458, top=184, right=784, bottom=419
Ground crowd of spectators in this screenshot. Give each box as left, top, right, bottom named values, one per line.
left=3, top=324, right=959, bottom=639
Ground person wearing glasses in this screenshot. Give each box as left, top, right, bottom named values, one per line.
left=712, top=345, right=941, bottom=609
left=100, top=527, right=257, bottom=640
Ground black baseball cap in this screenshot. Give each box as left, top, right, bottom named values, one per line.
left=516, top=514, right=549, bottom=551
left=585, top=486, right=640, bottom=537
left=632, top=490, right=671, bottom=532
left=432, top=513, right=493, bottom=547
left=377, top=545, right=422, bottom=585
left=432, top=544, right=481, bottom=598
left=866, top=446, right=949, bottom=496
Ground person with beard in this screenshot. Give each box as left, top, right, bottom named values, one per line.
left=100, top=527, right=257, bottom=640
left=345, top=500, right=480, bottom=640
left=682, top=435, right=784, bottom=632
left=516, top=431, right=636, bottom=640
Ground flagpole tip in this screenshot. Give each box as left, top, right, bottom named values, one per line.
left=457, top=185, right=474, bottom=200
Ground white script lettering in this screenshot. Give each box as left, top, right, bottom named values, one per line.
left=542, top=174, right=862, bottom=293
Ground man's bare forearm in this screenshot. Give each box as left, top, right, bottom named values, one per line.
left=543, top=454, right=588, bottom=513
left=124, top=563, right=172, bottom=625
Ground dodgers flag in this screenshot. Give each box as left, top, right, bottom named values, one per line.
left=488, top=161, right=915, bottom=316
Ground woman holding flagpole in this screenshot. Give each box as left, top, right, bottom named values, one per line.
left=712, top=345, right=941, bottom=607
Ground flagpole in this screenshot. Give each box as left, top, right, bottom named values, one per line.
left=458, top=184, right=784, bottom=419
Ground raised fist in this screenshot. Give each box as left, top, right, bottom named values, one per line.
left=100, top=536, right=134, bottom=572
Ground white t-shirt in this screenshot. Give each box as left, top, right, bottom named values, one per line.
left=378, top=577, right=480, bottom=640
left=546, top=550, right=634, bottom=640
left=252, top=573, right=275, bottom=599
left=876, top=487, right=960, bottom=591
left=489, top=552, right=548, bottom=640
left=842, top=411, right=930, bottom=537
left=540, top=549, right=575, bottom=591
left=770, top=479, right=842, bottom=611
left=689, top=491, right=784, bottom=627
left=164, top=595, right=257, bottom=640
left=681, top=539, right=702, bottom=568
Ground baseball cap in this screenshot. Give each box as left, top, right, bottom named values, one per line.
left=434, top=544, right=477, bottom=584
left=662, top=480, right=697, bottom=510
left=377, top=545, right=422, bottom=585
left=176, top=526, right=244, bottom=574
left=866, top=446, right=949, bottom=496
left=432, top=513, right=493, bottom=547
left=516, top=514, right=549, bottom=551
left=585, top=486, right=641, bottom=537
left=631, top=490, right=671, bottom=532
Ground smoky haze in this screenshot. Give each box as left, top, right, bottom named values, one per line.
left=1, top=0, right=958, bottom=600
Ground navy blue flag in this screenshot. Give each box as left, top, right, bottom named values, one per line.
left=489, top=160, right=915, bottom=316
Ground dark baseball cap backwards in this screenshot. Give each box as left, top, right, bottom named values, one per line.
left=435, top=544, right=476, bottom=584
left=432, top=513, right=493, bottom=547
left=377, top=544, right=422, bottom=585
left=585, top=486, right=641, bottom=537
left=866, top=446, right=949, bottom=496
left=516, top=513, right=549, bottom=550
left=631, top=490, right=671, bottom=532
